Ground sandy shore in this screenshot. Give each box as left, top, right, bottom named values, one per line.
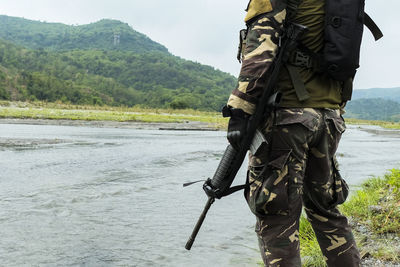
left=0, top=118, right=220, bottom=131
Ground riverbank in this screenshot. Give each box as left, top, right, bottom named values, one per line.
left=0, top=118, right=220, bottom=131
left=345, top=118, right=400, bottom=130
left=0, top=101, right=226, bottom=130
left=344, top=170, right=400, bottom=266
left=2, top=101, right=400, bottom=130
left=300, top=170, right=400, bottom=267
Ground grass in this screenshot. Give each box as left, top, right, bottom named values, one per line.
left=341, top=169, right=400, bottom=263
left=1, top=101, right=400, bottom=130
left=0, top=100, right=228, bottom=129
left=341, top=169, right=400, bottom=235
left=345, top=118, right=400, bottom=129
left=298, top=169, right=400, bottom=266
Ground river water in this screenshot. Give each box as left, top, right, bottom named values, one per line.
left=0, top=122, right=399, bottom=266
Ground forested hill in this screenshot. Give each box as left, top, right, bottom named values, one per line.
left=344, top=88, right=400, bottom=122
left=3, top=15, right=398, bottom=117
left=345, top=98, right=400, bottom=122
left=0, top=15, right=168, bottom=53
left=0, top=16, right=236, bottom=110
left=352, top=87, right=400, bottom=103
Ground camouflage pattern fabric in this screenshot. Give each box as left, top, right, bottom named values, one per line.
left=244, top=0, right=273, bottom=22
left=229, top=0, right=342, bottom=113
left=245, top=108, right=360, bottom=266
left=227, top=6, right=286, bottom=115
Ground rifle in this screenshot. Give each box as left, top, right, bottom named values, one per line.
left=185, top=22, right=308, bottom=251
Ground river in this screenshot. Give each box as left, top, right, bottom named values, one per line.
left=0, top=121, right=399, bottom=266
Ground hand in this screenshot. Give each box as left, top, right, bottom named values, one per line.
left=222, top=106, right=250, bottom=150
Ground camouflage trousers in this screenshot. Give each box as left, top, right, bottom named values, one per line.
left=245, top=108, right=360, bottom=267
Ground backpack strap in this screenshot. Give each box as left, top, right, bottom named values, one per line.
left=285, top=64, right=310, bottom=101
left=364, top=12, right=383, bottom=41
left=341, top=77, right=353, bottom=101
left=283, top=0, right=311, bottom=102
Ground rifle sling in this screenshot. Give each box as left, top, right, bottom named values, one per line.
left=364, top=12, right=383, bottom=41
left=221, top=180, right=254, bottom=197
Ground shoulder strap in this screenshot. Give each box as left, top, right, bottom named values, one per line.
left=364, top=12, right=383, bottom=41
left=285, top=64, right=310, bottom=101
left=283, top=0, right=309, bottom=102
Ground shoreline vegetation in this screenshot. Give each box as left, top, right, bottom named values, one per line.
left=0, top=101, right=226, bottom=130
left=300, top=169, right=400, bottom=267
left=1, top=101, right=400, bottom=130
left=1, top=100, right=400, bottom=266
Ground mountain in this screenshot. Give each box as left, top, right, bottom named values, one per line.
left=345, top=98, right=400, bottom=122
left=3, top=15, right=398, bottom=115
left=0, top=15, right=168, bottom=53
left=343, top=88, right=400, bottom=121
left=0, top=16, right=236, bottom=110
left=352, top=87, right=400, bottom=103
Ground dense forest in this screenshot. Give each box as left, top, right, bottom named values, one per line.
left=0, top=15, right=236, bottom=110
left=0, top=16, right=168, bottom=53
left=0, top=15, right=399, bottom=119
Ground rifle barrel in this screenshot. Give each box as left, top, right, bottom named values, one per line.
left=185, top=197, right=215, bottom=250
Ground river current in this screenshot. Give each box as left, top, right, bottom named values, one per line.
left=0, top=122, right=399, bottom=266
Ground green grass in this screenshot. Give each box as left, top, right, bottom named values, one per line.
left=341, top=169, right=400, bottom=235
left=2, top=101, right=400, bottom=130
left=297, top=169, right=400, bottom=266
left=345, top=118, right=400, bottom=129
left=0, top=100, right=228, bottom=129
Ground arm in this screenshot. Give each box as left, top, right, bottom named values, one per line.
left=228, top=0, right=287, bottom=114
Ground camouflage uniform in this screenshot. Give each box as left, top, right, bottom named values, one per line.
left=246, top=108, right=359, bottom=266
left=226, top=0, right=360, bottom=266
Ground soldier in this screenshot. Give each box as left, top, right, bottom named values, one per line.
left=224, top=0, right=361, bottom=266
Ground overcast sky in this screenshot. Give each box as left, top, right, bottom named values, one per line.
left=0, top=0, right=398, bottom=89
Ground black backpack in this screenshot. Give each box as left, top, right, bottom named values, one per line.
left=322, top=0, right=383, bottom=81
left=286, top=0, right=383, bottom=101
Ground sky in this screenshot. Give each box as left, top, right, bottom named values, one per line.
left=0, top=0, right=399, bottom=89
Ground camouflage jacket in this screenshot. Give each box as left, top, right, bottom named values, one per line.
left=227, top=0, right=342, bottom=114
